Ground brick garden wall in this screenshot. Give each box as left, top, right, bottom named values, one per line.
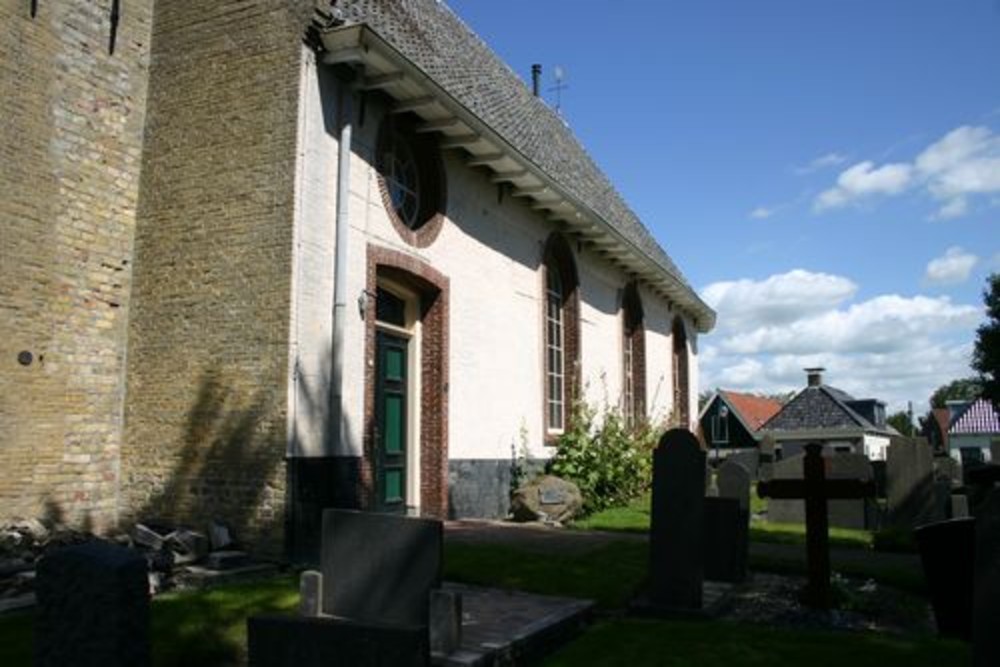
left=121, top=1, right=314, bottom=553
left=0, top=1, right=154, bottom=530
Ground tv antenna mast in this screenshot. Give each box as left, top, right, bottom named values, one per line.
left=549, top=65, right=569, bottom=114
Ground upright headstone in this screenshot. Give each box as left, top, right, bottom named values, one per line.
left=974, top=489, right=1000, bottom=667
left=990, top=439, right=1000, bottom=465
left=915, top=517, right=975, bottom=640
left=705, top=460, right=751, bottom=582
left=321, top=510, right=442, bottom=626
left=35, top=541, right=150, bottom=667
left=649, top=428, right=706, bottom=610
left=887, top=437, right=937, bottom=528
left=727, top=449, right=760, bottom=479
left=758, top=434, right=776, bottom=480
left=766, top=454, right=806, bottom=524
left=933, top=456, right=962, bottom=487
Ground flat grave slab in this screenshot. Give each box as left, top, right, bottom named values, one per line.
left=433, top=583, right=593, bottom=667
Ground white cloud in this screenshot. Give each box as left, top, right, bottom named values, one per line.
left=813, top=124, right=1000, bottom=217
left=815, top=161, right=913, bottom=210
left=795, top=152, right=848, bottom=174
left=749, top=206, right=776, bottom=219
left=925, top=246, right=979, bottom=285
left=699, top=269, right=981, bottom=411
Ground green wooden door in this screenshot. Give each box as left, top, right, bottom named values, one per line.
left=376, top=331, right=408, bottom=513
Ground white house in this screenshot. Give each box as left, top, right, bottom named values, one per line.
left=947, top=398, right=1000, bottom=466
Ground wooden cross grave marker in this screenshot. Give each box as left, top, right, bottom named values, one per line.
left=757, top=443, right=875, bottom=609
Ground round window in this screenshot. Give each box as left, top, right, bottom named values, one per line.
left=376, top=115, right=446, bottom=246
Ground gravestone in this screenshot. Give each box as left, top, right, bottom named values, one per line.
left=757, top=443, right=875, bottom=608
left=914, top=517, right=975, bottom=640
left=649, top=428, right=706, bottom=610
left=704, top=460, right=751, bottom=582
left=974, top=489, right=1000, bottom=667
left=887, top=437, right=937, bottom=529
left=933, top=456, right=962, bottom=487
left=322, top=509, right=442, bottom=626
left=247, top=615, right=429, bottom=667
left=727, top=449, right=759, bottom=479
left=35, top=541, right=150, bottom=667
left=952, top=493, right=970, bottom=518
left=769, top=452, right=876, bottom=529
left=758, top=434, right=776, bottom=480
left=991, top=439, right=1000, bottom=464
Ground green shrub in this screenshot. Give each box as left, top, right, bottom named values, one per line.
left=549, top=401, right=661, bottom=514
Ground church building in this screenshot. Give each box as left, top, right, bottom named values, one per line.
left=1, top=0, right=715, bottom=557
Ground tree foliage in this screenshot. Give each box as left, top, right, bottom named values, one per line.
left=887, top=411, right=915, bottom=437
left=972, top=273, right=1000, bottom=407
left=929, top=377, right=983, bottom=409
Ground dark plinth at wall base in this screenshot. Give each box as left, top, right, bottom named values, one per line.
left=247, top=615, right=429, bottom=667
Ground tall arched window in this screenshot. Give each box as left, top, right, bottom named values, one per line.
left=543, top=234, right=580, bottom=438
left=622, top=282, right=646, bottom=427
left=672, top=316, right=690, bottom=428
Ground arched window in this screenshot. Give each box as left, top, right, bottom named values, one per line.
left=622, top=282, right=646, bottom=427
left=672, top=316, right=690, bottom=428
left=542, top=234, right=580, bottom=437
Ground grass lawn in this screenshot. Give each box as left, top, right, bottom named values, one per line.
left=0, top=539, right=957, bottom=667
left=573, top=495, right=874, bottom=550
left=542, top=618, right=969, bottom=667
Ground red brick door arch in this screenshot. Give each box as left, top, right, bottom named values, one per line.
left=364, top=245, right=449, bottom=518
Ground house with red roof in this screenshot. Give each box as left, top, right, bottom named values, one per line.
left=698, top=390, right=783, bottom=461
left=947, top=398, right=1000, bottom=466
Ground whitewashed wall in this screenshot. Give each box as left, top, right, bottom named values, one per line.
left=288, top=57, right=701, bottom=464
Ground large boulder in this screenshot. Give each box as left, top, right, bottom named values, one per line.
left=510, top=475, right=583, bottom=523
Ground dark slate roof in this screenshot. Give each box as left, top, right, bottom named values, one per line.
left=336, top=0, right=701, bottom=299
left=763, top=385, right=875, bottom=432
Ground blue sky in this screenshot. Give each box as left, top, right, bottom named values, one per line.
left=447, top=0, right=1000, bottom=413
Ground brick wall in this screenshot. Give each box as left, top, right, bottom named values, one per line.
left=0, top=1, right=154, bottom=530
left=121, top=1, right=313, bottom=553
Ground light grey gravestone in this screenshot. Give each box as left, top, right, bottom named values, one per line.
left=952, top=494, right=970, bottom=519
left=974, top=489, right=1000, bottom=667
left=766, top=454, right=806, bottom=524
left=649, top=428, right=706, bottom=610
left=727, top=449, right=760, bottom=479
left=299, top=570, right=323, bottom=617
left=704, top=461, right=751, bottom=583
left=887, top=436, right=937, bottom=529
left=769, top=453, right=876, bottom=529
left=321, top=509, right=442, bottom=627
left=35, top=541, right=150, bottom=667
left=758, top=434, right=776, bottom=481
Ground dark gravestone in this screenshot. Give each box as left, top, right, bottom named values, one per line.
left=991, top=439, right=1000, bottom=464
left=35, top=541, right=150, bottom=667
left=758, top=443, right=875, bottom=608
left=649, top=428, right=706, bottom=610
left=727, top=449, right=759, bottom=479
left=974, top=489, right=1000, bottom=667
left=870, top=460, right=887, bottom=499
left=710, top=460, right=752, bottom=582
left=887, top=437, right=937, bottom=528
left=322, top=509, right=442, bottom=627
left=248, top=615, right=429, bottom=667
left=915, top=518, right=975, bottom=640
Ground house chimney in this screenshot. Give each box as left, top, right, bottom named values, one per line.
left=531, top=63, right=542, bottom=97
left=805, top=367, right=825, bottom=387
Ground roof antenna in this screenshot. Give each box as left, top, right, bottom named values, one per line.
left=550, top=65, right=568, bottom=114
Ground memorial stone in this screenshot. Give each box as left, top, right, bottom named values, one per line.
left=991, top=439, right=1000, bottom=465
left=35, top=541, right=150, bottom=667
left=321, top=509, right=442, bottom=627
left=758, top=434, right=776, bottom=480
left=887, top=437, right=937, bottom=528
left=915, top=518, right=975, bottom=640
left=727, top=449, right=759, bottom=479
left=974, top=489, right=1000, bottom=667
left=649, top=428, right=706, bottom=610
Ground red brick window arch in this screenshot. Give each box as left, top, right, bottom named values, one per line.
left=542, top=233, right=580, bottom=440
left=622, top=282, right=646, bottom=427
left=672, top=316, right=690, bottom=428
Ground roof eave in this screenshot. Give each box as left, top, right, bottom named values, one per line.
left=317, top=24, right=716, bottom=332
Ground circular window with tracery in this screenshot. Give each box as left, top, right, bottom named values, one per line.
left=376, top=114, right=446, bottom=247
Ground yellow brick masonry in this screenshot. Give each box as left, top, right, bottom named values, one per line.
left=122, top=2, right=315, bottom=554
left=0, top=1, right=154, bottom=531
